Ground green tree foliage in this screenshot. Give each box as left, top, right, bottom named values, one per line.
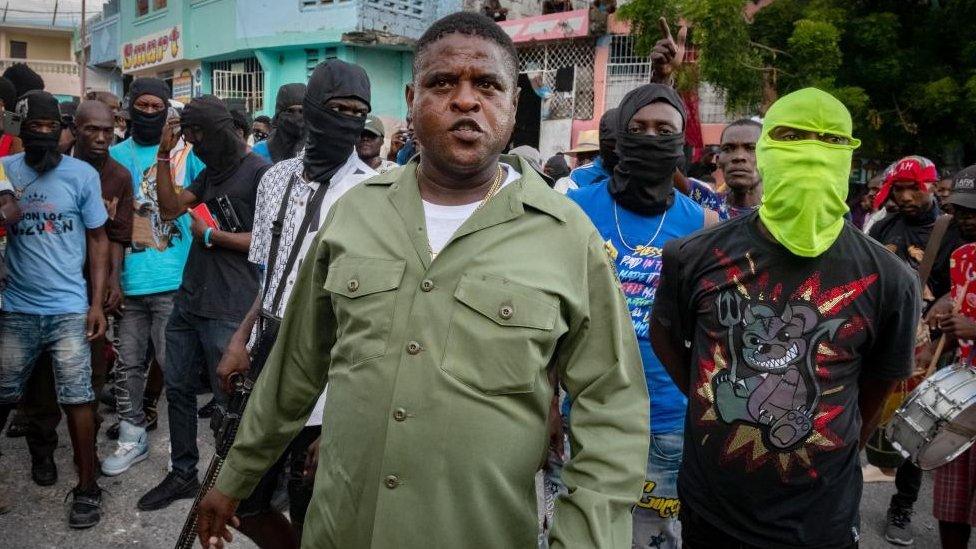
left=617, top=0, right=976, bottom=167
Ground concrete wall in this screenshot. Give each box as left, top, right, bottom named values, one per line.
left=0, top=30, right=73, bottom=60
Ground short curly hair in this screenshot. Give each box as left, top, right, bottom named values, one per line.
left=413, top=12, right=519, bottom=86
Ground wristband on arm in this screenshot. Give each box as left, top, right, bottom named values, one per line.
left=203, top=227, right=214, bottom=248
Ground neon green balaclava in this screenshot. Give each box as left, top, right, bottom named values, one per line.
left=757, top=88, right=861, bottom=257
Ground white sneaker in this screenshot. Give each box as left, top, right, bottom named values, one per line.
left=101, top=421, right=149, bottom=476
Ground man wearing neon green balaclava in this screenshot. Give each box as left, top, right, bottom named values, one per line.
left=757, top=87, right=861, bottom=257
left=649, top=89, right=920, bottom=548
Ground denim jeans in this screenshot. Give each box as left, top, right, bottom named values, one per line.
left=0, top=312, right=94, bottom=405
left=165, top=301, right=237, bottom=476
left=633, top=430, right=684, bottom=549
left=113, top=292, right=175, bottom=427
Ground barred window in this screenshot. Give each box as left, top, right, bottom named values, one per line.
left=517, top=39, right=595, bottom=120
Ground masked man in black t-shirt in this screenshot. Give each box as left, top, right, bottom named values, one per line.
left=651, top=88, right=919, bottom=548
left=136, top=96, right=270, bottom=512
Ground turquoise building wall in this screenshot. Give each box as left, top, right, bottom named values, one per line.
left=119, top=0, right=417, bottom=119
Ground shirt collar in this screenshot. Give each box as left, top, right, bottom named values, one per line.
left=365, top=154, right=565, bottom=223
left=295, top=151, right=376, bottom=185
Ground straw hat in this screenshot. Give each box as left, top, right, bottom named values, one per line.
left=564, top=129, right=600, bottom=155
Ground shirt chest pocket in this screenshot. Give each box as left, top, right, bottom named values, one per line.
left=442, top=274, right=560, bottom=395
left=323, top=257, right=405, bottom=366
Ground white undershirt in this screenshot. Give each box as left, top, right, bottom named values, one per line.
left=422, top=164, right=520, bottom=255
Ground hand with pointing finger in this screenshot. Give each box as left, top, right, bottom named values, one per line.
left=651, top=16, right=688, bottom=85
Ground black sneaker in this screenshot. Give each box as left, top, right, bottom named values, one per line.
left=884, top=505, right=915, bottom=546
left=197, top=398, right=217, bottom=419
left=31, top=455, right=58, bottom=486
left=68, top=486, right=102, bottom=529
left=5, top=417, right=28, bottom=438
left=137, top=471, right=200, bottom=511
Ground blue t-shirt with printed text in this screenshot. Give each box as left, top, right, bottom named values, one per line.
left=110, top=138, right=205, bottom=296
left=1, top=153, right=108, bottom=315
left=568, top=183, right=705, bottom=433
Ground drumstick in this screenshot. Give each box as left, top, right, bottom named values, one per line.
left=925, top=335, right=946, bottom=378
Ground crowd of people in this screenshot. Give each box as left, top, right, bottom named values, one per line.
left=0, top=10, right=974, bottom=549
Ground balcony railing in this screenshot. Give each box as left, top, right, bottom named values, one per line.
left=0, top=58, right=80, bottom=77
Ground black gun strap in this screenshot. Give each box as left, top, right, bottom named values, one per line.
left=269, top=179, right=330, bottom=312
left=264, top=174, right=298, bottom=293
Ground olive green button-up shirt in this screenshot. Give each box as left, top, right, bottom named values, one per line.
left=216, top=156, right=649, bottom=548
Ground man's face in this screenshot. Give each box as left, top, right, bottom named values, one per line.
left=357, top=131, right=383, bottom=160
left=74, top=111, right=114, bottom=161
left=181, top=124, right=204, bottom=146
left=891, top=179, right=930, bottom=217
left=408, top=33, right=518, bottom=175
left=861, top=177, right=882, bottom=210
left=252, top=121, right=270, bottom=141
left=133, top=94, right=166, bottom=115
left=574, top=150, right=597, bottom=167
left=718, top=124, right=760, bottom=191
left=936, top=178, right=953, bottom=201
left=955, top=205, right=976, bottom=241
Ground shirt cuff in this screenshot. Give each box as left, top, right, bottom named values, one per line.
left=215, top=457, right=264, bottom=500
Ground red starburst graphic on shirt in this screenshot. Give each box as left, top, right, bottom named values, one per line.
left=694, top=252, right=878, bottom=480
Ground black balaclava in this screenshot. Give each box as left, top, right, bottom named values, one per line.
left=0, top=77, right=16, bottom=114
left=2, top=63, right=44, bottom=99
left=599, top=107, right=619, bottom=174
left=128, top=77, right=171, bottom=146
left=610, top=84, right=686, bottom=216
left=303, top=60, right=370, bottom=185
left=267, top=83, right=307, bottom=163
left=180, top=95, right=246, bottom=181
left=16, top=90, right=62, bottom=173
left=545, top=154, right=570, bottom=181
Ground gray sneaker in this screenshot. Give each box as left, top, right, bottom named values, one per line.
left=101, top=421, right=149, bottom=476
left=884, top=505, right=914, bottom=546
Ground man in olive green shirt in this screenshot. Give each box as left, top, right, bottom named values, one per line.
left=198, top=12, right=649, bottom=549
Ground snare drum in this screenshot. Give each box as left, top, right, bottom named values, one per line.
left=886, top=363, right=976, bottom=470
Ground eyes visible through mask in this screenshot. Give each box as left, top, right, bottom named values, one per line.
left=768, top=125, right=850, bottom=146
left=324, top=97, right=368, bottom=119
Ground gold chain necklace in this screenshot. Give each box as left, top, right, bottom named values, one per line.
left=422, top=165, right=504, bottom=260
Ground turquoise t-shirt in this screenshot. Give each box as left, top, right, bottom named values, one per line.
left=109, top=138, right=205, bottom=296
left=251, top=140, right=271, bottom=162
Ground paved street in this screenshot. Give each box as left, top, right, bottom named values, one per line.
left=0, top=394, right=968, bottom=548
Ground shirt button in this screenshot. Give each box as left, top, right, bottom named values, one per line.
left=420, top=279, right=434, bottom=292
left=384, top=474, right=400, bottom=489
left=499, top=305, right=514, bottom=320
left=406, top=341, right=422, bottom=355
left=347, top=279, right=360, bottom=292
left=393, top=408, right=407, bottom=422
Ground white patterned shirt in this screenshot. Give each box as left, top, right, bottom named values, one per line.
left=247, top=152, right=377, bottom=426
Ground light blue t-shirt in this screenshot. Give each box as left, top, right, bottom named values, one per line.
left=1, top=153, right=108, bottom=315
left=251, top=140, right=271, bottom=162
left=568, top=182, right=705, bottom=433
left=109, top=138, right=205, bottom=296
